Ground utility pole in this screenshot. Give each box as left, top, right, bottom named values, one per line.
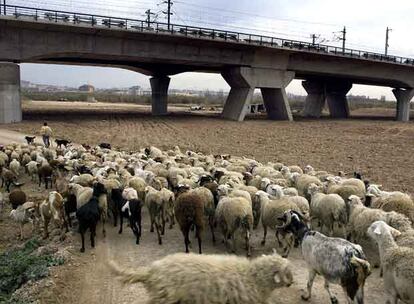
left=145, top=9, right=155, bottom=28
left=3, top=0, right=6, bottom=16
left=385, top=27, right=392, bottom=56
left=311, top=34, right=319, bottom=45
left=341, top=26, right=346, bottom=53
left=162, top=0, right=173, bottom=30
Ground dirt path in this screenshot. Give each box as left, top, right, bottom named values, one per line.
left=0, top=129, right=28, bottom=145
left=71, top=209, right=386, bottom=304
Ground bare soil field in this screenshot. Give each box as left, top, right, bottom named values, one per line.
left=1, top=100, right=413, bottom=304
left=6, top=100, right=414, bottom=193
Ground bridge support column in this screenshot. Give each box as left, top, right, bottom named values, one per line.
left=150, top=75, right=170, bottom=116
left=393, top=88, right=414, bottom=122
left=221, top=67, right=294, bottom=121
left=325, top=81, right=352, bottom=118
left=302, top=80, right=326, bottom=118
left=0, top=62, right=21, bottom=124
left=261, top=88, right=292, bottom=120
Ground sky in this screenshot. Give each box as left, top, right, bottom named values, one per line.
left=13, top=0, right=414, bottom=99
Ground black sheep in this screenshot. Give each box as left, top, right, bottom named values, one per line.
left=64, top=194, right=77, bottom=228
left=76, top=183, right=106, bottom=252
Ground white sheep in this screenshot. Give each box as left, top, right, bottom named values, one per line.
left=109, top=252, right=293, bottom=304
left=347, top=195, right=413, bottom=268
left=10, top=202, right=37, bottom=240
left=215, top=196, right=253, bottom=256
left=308, top=183, right=347, bottom=237
left=368, top=221, right=414, bottom=304
left=68, top=183, right=93, bottom=208
left=255, top=190, right=301, bottom=257
left=70, top=174, right=95, bottom=187
left=9, top=159, right=20, bottom=177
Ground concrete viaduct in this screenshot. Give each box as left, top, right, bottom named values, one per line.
left=1, top=7, right=414, bottom=124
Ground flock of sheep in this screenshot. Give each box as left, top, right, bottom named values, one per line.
left=1, top=140, right=414, bottom=304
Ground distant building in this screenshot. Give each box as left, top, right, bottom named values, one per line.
left=78, top=84, right=95, bottom=93
left=128, top=86, right=143, bottom=95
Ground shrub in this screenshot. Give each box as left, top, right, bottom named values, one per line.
left=0, top=239, right=64, bottom=301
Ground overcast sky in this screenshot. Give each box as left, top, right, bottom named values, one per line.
left=14, top=0, right=414, bottom=99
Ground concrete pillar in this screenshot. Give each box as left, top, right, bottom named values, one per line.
left=222, top=67, right=294, bottom=121
left=150, top=75, right=170, bottom=116
left=302, top=80, right=326, bottom=118
left=222, top=87, right=254, bottom=121
left=393, top=88, right=414, bottom=122
left=325, top=81, right=352, bottom=118
left=261, top=88, right=293, bottom=121
left=0, top=62, right=21, bottom=124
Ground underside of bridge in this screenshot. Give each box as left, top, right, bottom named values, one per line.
left=0, top=61, right=413, bottom=124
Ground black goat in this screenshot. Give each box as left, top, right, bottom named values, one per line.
left=99, top=142, right=111, bottom=149
left=55, top=139, right=71, bottom=148
left=64, top=194, right=77, bottom=228
left=76, top=183, right=106, bottom=252
left=122, top=199, right=144, bottom=245
left=111, top=188, right=143, bottom=244
left=24, top=136, right=36, bottom=145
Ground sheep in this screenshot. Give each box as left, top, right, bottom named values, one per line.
left=39, top=191, right=65, bottom=239
left=327, top=177, right=366, bottom=203
left=26, top=161, right=38, bottom=182
left=9, top=188, right=27, bottom=210
left=294, top=174, right=323, bottom=200
left=215, top=196, right=253, bottom=256
left=160, top=188, right=175, bottom=229
left=70, top=174, right=95, bottom=187
left=144, top=146, right=163, bottom=159
left=38, top=164, right=54, bottom=189
left=254, top=190, right=301, bottom=257
left=9, top=159, right=20, bottom=176
left=278, top=210, right=371, bottom=304
left=128, top=176, right=147, bottom=201
left=76, top=183, right=107, bottom=252
left=367, top=185, right=414, bottom=224
left=109, top=252, right=293, bottom=304
left=367, top=221, right=414, bottom=304
left=0, top=191, right=3, bottom=218
left=1, top=168, right=17, bottom=192
left=308, top=183, right=347, bottom=237
left=9, top=202, right=37, bottom=240
left=68, top=183, right=93, bottom=208
left=346, top=195, right=413, bottom=268
left=174, top=186, right=205, bottom=254
left=145, top=186, right=166, bottom=245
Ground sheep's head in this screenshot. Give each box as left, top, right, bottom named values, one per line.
left=303, top=165, right=314, bottom=174
left=250, top=253, right=293, bottom=293
left=268, top=185, right=284, bottom=199
left=367, top=221, right=401, bottom=242
left=307, top=183, right=322, bottom=196
left=260, top=178, right=271, bottom=190
left=280, top=166, right=290, bottom=175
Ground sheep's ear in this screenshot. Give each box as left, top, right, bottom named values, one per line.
left=272, top=248, right=278, bottom=255
left=373, top=226, right=382, bottom=235
left=274, top=273, right=281, bottom=284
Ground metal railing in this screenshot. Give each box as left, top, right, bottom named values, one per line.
left=1, top=4, right=414, bottom=66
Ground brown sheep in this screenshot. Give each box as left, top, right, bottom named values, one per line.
left=174, top=187, right=205, bottom=254
left=9, top=188, right=27, bottom=210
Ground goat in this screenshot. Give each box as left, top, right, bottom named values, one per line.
left=55, top=139, right=71, bottom=148
left=277, top=210, right=371, bottom=304
left=121, top=199, right=144, bottom=245
left=24, top=136, right=36, bottom=145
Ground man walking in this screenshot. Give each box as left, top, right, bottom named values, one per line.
left=40, top=122, right=52, bottom=148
